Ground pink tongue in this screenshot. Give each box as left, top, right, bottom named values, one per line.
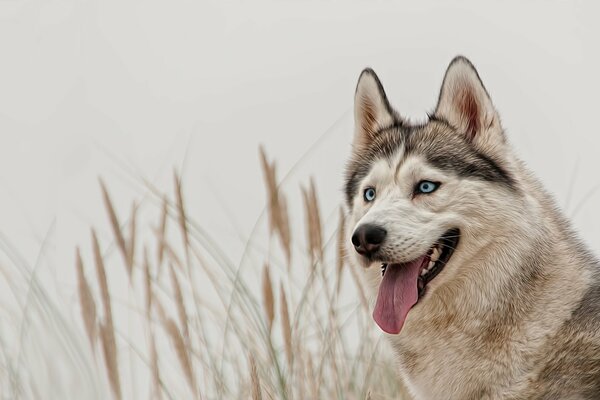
left=373, top=255, right=428, bottom=334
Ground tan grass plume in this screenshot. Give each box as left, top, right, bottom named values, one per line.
left=92, top=230, right=122, bottom=400
left=248, top=354, right=263, bottom=400
left=301, top=177, right=323, bottom=264
left=259, top=146, right=280, bottom=235
left=307, top=356, right=319, bottom=399
left=261, top=263, right=275, bottom=333
left=143, top=246, right=153, bottom=322
left=150, top=331, right=162, bottom=400
left=164, top=316, right=197, bottom=397
left=169, top=263, right=190, bottom=342
left=259, top=146, right=291, bottom=265
left=99, top=179, right=132, bottom=278
left=278, top=193, right=292, bottom=267
left=75, top=247, right=97, bottom=351
left=99, top=321, right=122, bottom=400
left=279, top=282, right=293, bottom=368
left=174, top=170, right=190, bottom=254
left=336, top=207, right=347, bottom=296
left=126, top=201, right=137, bottom=271
left=157, top=195, right=168, bottom=271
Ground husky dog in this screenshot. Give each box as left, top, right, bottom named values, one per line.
left=345, top=57, right=600, bottom=399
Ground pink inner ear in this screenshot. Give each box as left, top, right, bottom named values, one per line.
left=458, top=87, right=480, bottom=142
left=360, top=97, right=378, bottom=138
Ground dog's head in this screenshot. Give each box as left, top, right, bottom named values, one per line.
left=345, top=57, right=526, bottom=334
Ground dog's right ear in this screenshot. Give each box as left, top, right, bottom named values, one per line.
left=434, top=57, right=503, bottom=148
left=353, top=69, right=395, bottom=149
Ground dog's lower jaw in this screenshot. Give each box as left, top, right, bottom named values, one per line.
left=372, top=229, right=460, bottom=335
left=383, top=240, right=595, bottom=400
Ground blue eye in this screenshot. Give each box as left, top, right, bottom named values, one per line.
left=363, top=187, right=376, bottom=202
left=416, top=180, right=440, bottom=194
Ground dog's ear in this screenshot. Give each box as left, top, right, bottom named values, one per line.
left=353, top=69, right=395, bottom=149
left=434, top=57, right=503, bottom=148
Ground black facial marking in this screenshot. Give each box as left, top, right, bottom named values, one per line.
left=344, top=120, right=515, bottom=207
left=403, top=121, right=515, bottom=190
left=344, top=125, right=405, bottom=206
left=426, top=150, right=514, bottom=189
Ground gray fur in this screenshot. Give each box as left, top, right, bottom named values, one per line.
left=345, top=56, right=600, bottom=399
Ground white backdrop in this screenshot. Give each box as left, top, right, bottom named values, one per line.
left=1, top=1, right=600, bottom=395
left=2, top=1, right=600, bottom=271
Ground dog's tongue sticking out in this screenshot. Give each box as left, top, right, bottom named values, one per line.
left=373, top=255, right=428, bottom=334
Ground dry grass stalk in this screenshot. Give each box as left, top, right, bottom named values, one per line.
left=143, top=246, right=153, bottom=322
left=261, top=263, right=275, bottom=333
left=278, top=194, right=291, bottom=267
left=301, top=188, right=312, bottom=262
left=164, top=316, right=197, bottom=397
left=307, top=356, right=318, bottom=399
left=150, top=331, right=162, bottom=400
left=301, top=178, right=323, bottom=264
left=99, top=179, right=132, bottom=278
left=259, top=146, right=280, bottom=235
left=154, top=296, right=167, bottom=322
left=75, top=247, right=97, bottom=351
left=279, top=282, right=293, bottom=369
left=295, top=349, right=306, bottom=397
left=174, top=171, right=190, bottom=253
left=259, top=146, right=291, bottom=264
left=71, top=148, right=402, bottom=400
left=99, top=321, right=122, bottom=400
left=92, top=230, right=114, bottom=325
left=308, top=178, right=323, bottom=260
left=126, top=201, right=137, bottom=271
left=248, top=354, right=263, bottom=400
left=92, top=230, right=121, bottom=399
left=157, top=195, right=168, bottom=270
left=169, top=263, right=190, bottom=341
left=347, top=257, right=369, bottom=311
left=154, top=297, right=197, bottom=397
left=336, top=207, right=347, bottom=296
left=162, top=237, right=184, bottom=271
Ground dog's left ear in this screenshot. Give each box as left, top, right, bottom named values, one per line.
left=435, top=57, right=503, bottom=148
left=353, top=68, right=395, bottom=149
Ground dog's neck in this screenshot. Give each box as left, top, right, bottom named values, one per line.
left=393, top=199, right=592, bottom=396
left=424, top=188, right=590, bottom=328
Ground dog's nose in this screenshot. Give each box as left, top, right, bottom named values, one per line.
left=351, top=224, right=386, bottom=257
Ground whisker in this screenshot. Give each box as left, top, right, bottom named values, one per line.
left=436, top=243, right=459, bottom=252
left=438, top=234, right=461, bottom=240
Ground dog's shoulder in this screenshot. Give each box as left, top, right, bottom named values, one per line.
left=522, top=267, right=600, bottom=399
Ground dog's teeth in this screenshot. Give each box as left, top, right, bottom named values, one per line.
left=430, top=247, right=441, bottom=262
left=381, top=264, right=387, bottom=276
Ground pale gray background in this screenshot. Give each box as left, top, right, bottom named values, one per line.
left=1, top=1, right=600, bottom=396
left=2, top=0, right=599, bottom=269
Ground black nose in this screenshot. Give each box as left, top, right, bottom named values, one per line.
left=351, top=224, right=386, bottom=257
